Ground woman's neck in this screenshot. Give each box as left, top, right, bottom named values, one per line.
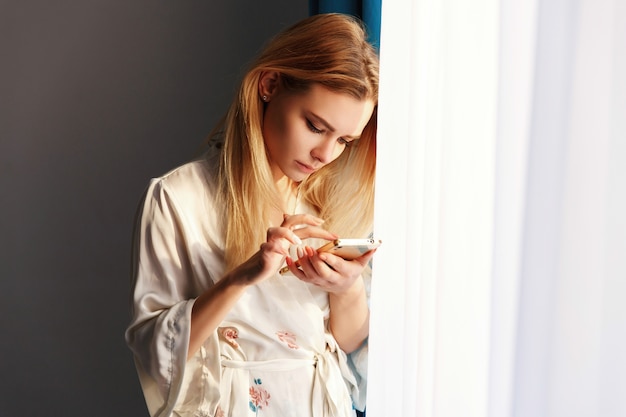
left=278, top=176, right=300, bottom=207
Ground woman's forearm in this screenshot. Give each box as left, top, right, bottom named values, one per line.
left=188, top=275, right=249, bottom=360
left=328, top=277, right=370, bottom=353
left=187, top=254, right=268, bottom=360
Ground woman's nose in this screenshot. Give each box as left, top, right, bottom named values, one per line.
left=311, top=138, right=338, bottom=164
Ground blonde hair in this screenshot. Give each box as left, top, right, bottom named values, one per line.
left=216, top=13, right=379, bottom=271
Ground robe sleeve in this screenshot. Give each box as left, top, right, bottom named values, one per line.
left=125, top=178, right=221, bottom=417
left=347, top=264, right=373, bottom=412
left=347, top=339, right=368, bottom=412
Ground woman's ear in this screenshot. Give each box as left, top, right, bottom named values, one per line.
left=258, top=71, right=280, bottom=101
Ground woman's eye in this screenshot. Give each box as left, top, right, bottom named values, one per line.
left=338, top=137, right=353, bottom=147
left=306, top=120, right=323, bottom=134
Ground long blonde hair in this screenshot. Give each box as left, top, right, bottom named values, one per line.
left=216, top=13, right=379, bottom=271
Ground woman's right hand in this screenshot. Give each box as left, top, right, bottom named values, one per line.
left=189, top=214, right=336, bottom=359
left=230, top=214, right=338, bottom=285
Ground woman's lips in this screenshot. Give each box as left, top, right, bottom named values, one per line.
left=296, top=161, right=317, bottom=174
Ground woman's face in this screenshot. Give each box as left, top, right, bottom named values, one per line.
left=261, top=78, right=375, bottom=183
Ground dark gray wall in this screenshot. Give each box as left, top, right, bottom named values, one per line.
left=0, top=2, right=307, bottom=415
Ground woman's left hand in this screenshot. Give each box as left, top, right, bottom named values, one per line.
left=285, top=246, right=376, bottom=293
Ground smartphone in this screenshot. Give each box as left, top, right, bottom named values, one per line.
left=315, top=238, right=382, bottom=260
left=279, top=238, right=381, bottom=275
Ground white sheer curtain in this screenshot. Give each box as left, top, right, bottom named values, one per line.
left=368, top=0, right=626, bottom=416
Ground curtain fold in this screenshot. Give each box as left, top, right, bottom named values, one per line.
left=369, top=0, right=626, bottom=416
left=514, top=1, right=626, bottom=415
left=489, top=0, right=538, bottom=415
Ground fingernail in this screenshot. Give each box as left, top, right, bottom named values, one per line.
left=305, top=246, right=315, bottom=256
left=297, top=247, right=304, bottom=258
left=293, top=234, right=302, bottom=244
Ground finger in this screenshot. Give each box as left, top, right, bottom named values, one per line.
left=318, top=248, right=377, bottom=273
left=281, top=213, right=325, bottom=230
left=292, top=246, right=315, bottom=276
left=301, top=246, right=336, bottom=279
left=266, top=226, right=303, bottom=246
left=260, top=240, right=290, bottom=256
left=285, top=250, right=318, bottom=281
left=352, top=248, right=377, bottom=266
left=285, top=256, right=306, bottom=279
left=292, top=225, right=338, bottom=241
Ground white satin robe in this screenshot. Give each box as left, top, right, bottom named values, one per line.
left=125, top=141, right=368, bottom=417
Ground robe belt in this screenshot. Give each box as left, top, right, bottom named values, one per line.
left=221, top=349, right=354, bottom=417
left=221, top=357, right=317, bottom=371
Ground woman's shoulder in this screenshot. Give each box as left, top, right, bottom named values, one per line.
left=149, top=139, right=222, bottom=209
left=160, top=139, right=221, bottom=187
left=159, top=157, right=212, bottom=187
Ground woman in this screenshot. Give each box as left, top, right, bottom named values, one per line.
left=125, top=13, right=379, bottom=417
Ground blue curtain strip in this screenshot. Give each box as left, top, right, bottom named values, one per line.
left=309, top=0, right=381, bottom=51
